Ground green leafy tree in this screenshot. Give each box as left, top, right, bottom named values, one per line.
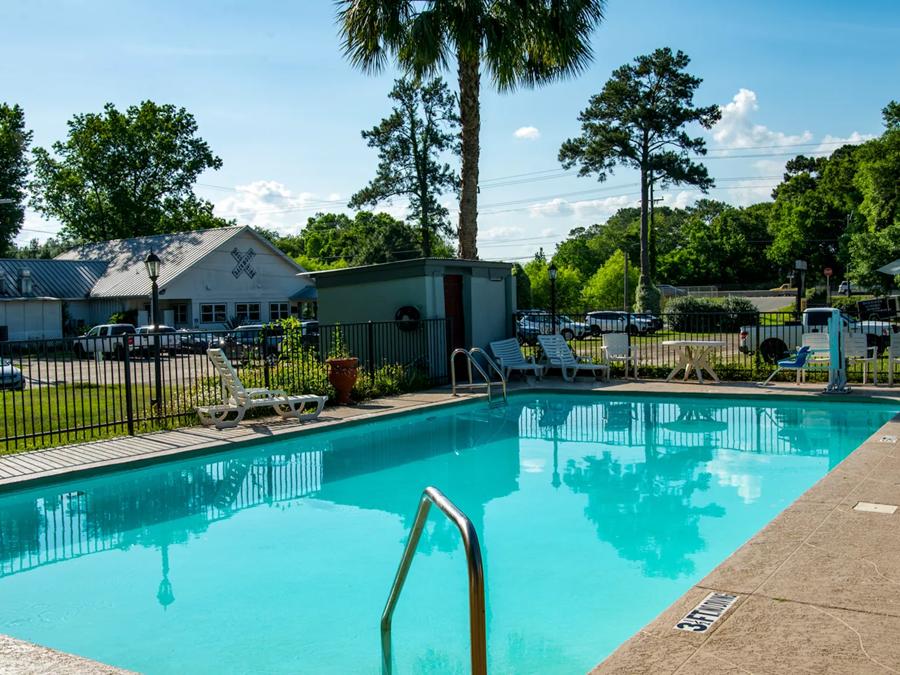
left=553, top=207, right=642, bottom=279
left=338, top=0, right=606, bottom=260
left=31, top=101, right=229, bottom=241
left=523, top=255, right=583, bottom=311
left=349, top=77, right=459, bottom=256
left=883, top=100, right=900, bottom=131
left=10, top=237, right=72, bottom=259
left=512, top=262, right=532, bottom=308
left=0, top=103, right=32, bottom=256
left=658, top=201, right=772, bottom=286
left=559, top=48, right=721, bottom=312
left=581, top=249, right=638, bottom=310
left=276, top=210, right=451, bottom=267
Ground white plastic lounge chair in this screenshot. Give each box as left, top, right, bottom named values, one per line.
left=197, top=348, right=326, bottom=429
left=799, top=332, right=830, bottom=382
left=760, top=346, right=812, bottom=386
left=601, top=333, right=638, bottom=378
left=537, top=334, right=609, bottom=382
left=490, top=338, right=544, bottom=381
left=844, top=332, right=878, bottom=384
left=888, top=333, right=900, bottom=386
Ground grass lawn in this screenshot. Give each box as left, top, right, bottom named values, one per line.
left=0, top=383, right=194, bottom=454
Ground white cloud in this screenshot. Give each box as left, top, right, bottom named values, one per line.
left=513, top=126, right=541, bottom=141
left=713, top=89, right=813, bottom=148
left=481, top=225, right=524, bottom=240
left=528, top=198, right=574, bottom=217
left=661, top=191, right=697, bottom=210
left=528, top=194, right=637, bottom=220
left=213, top=180, right=344, bottom=234
left=815, top=132, right=874, bottom=154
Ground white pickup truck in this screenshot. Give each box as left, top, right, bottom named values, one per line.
left=739, top=308, right=896, bottom=362
left=72, top=324, right=136, bottom=359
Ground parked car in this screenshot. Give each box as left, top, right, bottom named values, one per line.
left=517, top=311, right=590, bottom=342
left=219, top=324, right=284, bottom=360
left=0, top=359, right=24, bottom=390
left=132, top=325, right=181, bottom=356
left=585, top=311, right=660, bottom=336
left=177, top=329, right=212, bottom=354
left=770, top=283, right=794, bottom=292
left=73, top=324, right=136, bottom=359
left=738, top=307, right=896, bottom=362
left=657, top=284, right=687, bottom=297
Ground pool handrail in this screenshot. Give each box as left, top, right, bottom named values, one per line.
left=380, top=486, right=487, bottom=675
left=450, top=347, right=507, bottom=405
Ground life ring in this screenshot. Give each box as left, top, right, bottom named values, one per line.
left=395, top=306, right=421, bottom=331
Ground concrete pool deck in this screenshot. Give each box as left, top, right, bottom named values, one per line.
left=1, top=379, right=899, bottom=673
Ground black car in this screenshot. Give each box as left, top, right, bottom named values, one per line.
left=220, top=324, right=284, bottom=360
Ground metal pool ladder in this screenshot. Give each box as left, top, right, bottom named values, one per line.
left=381, top=486, right=487, bottom=675
left=451, top=347, right=507, bottom=406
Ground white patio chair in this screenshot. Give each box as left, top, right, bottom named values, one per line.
left=844, top=332, right=878, bottom=384
left=601, top=333, right=638, bottom=379
left=197, top=348, right=327, bottom=429
left=489, top=338, right=545, bottom=381
left=537, top=334, right=609, bottom=382
left=888, top=333, right=900, bottom=386
left=800, top=332, right=830, bottom=382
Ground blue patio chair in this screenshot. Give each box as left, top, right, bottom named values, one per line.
left=760, top=346, right=812, bottom=386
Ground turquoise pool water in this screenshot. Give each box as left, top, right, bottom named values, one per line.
left=0, top=394, right=895, bottom=673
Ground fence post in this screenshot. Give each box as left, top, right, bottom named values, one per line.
left=367, top=321, right=376, bottom=379
left=153, top=334, right=163, bottom=420
left=262, top=325, right=271, bottom=389
left=122, top=342, right=135, bottom=436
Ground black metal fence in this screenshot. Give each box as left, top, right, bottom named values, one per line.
left=0, top=318, right=449, bottom=453
left=515, top=309, right=900, bottom=383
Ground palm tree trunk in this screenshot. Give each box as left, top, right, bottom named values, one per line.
left=457, top=50, right=480, bottom=260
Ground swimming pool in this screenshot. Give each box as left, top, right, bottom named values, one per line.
left=0, top=393, right=895, bottom=673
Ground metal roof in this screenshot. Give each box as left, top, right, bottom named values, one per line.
left=0, top=259, right=109, bottom=299
left=878, top=259, right=900, bottom=276
left=56, top=226, right=248, bottom=297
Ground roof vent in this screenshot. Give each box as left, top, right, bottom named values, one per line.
left=19, top=268, right=33, bottom=296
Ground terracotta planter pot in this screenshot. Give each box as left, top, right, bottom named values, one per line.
left=327, top=357, right=359, bottom=405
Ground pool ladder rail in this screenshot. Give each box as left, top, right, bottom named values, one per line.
left=381, top=486, right=487, bottom=675
left=450, top=347, right=508, bottom=406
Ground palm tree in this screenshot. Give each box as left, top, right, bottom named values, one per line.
left=338, top=1, right=606, bottom=260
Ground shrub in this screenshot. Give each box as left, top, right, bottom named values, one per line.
left=664, top=295, right=759, bottom=332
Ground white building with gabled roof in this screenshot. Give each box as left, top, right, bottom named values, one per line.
left=0, top=226, right=315, bottom=341
left=56, top=225, right=315, bottom=330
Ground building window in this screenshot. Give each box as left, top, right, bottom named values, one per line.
left=200, top=303, right=227, bottom=323
left=174, top=304, right=189, bottom=325
left=269, top=303, right=290, bottom=321
left=235, top=303, right=261, bottom=322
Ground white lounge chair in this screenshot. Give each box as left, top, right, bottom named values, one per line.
left=537, top=334, right=609, bottom=382
left=844, top=332, right=878, bottom=384
left=490, top=338, right=545, bottom=381
left=197, top=348, right=326, bottom=429
left=601, top=333, right=638, bottom=378
left=888, top=333, right=900, bottom=386
left=799, top=332, right=830, bottom=382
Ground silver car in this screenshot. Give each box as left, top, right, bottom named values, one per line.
left=0, top=359, right=24, bottom=390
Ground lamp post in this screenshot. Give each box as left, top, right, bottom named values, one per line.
left=144, top=251, right=163, bottom=415
left=548, top=262, right=558, bottom=335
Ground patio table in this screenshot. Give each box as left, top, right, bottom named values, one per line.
left=662, top=340, right=725, bottom=384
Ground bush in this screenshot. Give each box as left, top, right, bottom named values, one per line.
left=830, top=294, right=873, bottom=315
left=664, top=295, right=759, bottom=332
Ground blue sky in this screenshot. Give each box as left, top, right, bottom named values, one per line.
left=4, top=0, right=899, bottom=262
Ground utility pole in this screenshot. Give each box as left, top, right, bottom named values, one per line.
left=648, top=172, right=663, bottom=278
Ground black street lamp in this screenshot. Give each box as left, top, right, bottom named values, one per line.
left=144, top=251, right=161, bottom=326
left=549, top=262, right=558, bottom=335
left=144, top=251, right=163, bottom=415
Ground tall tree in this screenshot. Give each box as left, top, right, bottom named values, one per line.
left=31, top=101, right=228, bottom=242
left=0, top=104, right=32, bottom=256
left=559, top=48, right=721, bottom=312
left=349, top=77, right=459, bottom=256
left=338, top=0, right=606, bottom=260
